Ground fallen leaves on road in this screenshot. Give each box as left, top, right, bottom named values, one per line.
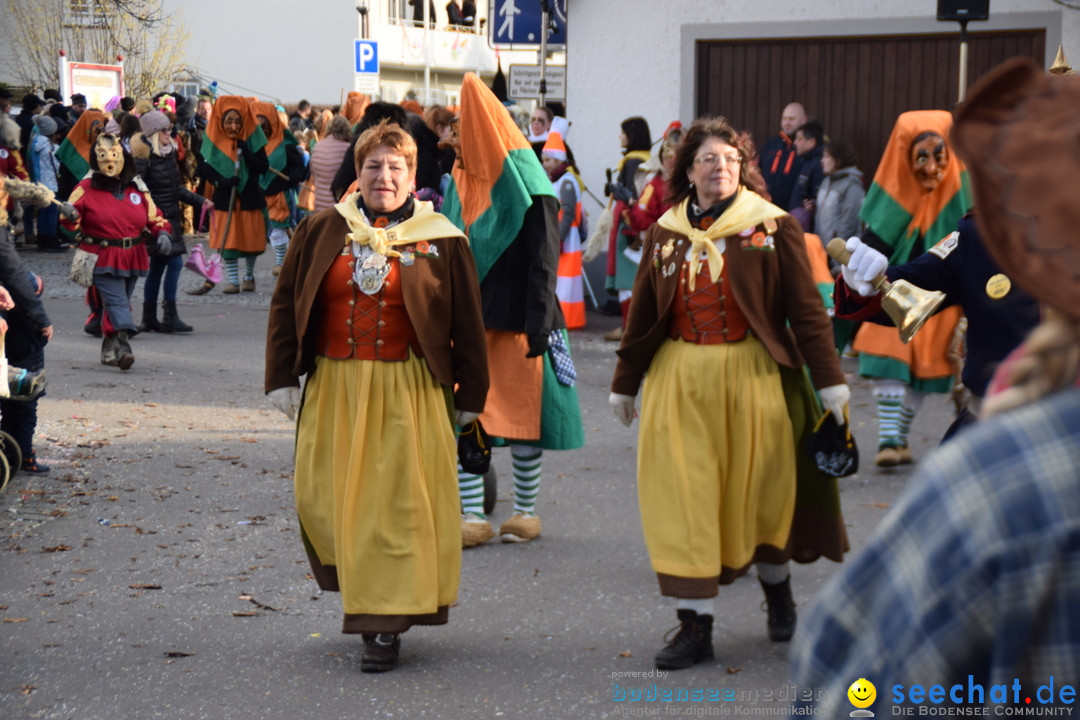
left=862, top=502, right=891, bottom=509
left=618, top=650, right=632, bottom=658
left=164, top=651, right=194, bottom=658
left=40, top=545, right=71, bottom=553
left=4, top=618, right=30, bottom=623
left=129, top=583, right=163, bottom=590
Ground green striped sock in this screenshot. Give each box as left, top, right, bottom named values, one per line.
left=225, top=258, right=240, bottom=286
left=274, top=243, right=288, bottom=266
left=510, top=445, right=542, bottom=515
left=457, top=464, right=484, bottom=518
left=898, top=404, right=916, bottom=447
left=877, top=398, right=903, bottom=449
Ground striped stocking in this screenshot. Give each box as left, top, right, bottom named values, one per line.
left=509, top=445, right=542, bottom=515
left=457, top=464, right=485, bottom=518
left=224, top=258, right=240, bottom=286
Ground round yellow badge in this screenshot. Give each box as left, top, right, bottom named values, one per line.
left=986, top=273, right=1011, bottom=299
left=848, top=678, right=877, bottom=709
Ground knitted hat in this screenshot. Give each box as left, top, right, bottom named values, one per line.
left=542, top=131, right=567, bottom=160
left=951, top=57, right=1080, bottom=319
left=120, top=96, right=135, bottom=112
left=34, top=115, right=57, bottom=137
left=139, top=110, right=171, bottom=136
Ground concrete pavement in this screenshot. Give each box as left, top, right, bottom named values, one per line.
left=0, top=244, right=957, bottom=719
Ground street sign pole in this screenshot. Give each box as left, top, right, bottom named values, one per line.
left=539, top=0, right=549, bottom=106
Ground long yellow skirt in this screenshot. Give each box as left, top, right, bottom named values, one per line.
left=638, top=337, right=796, bottom=594
left=294, top=354, right=460, bottom=631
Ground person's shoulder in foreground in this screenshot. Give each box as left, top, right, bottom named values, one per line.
left=790, top=386, right=1080, bottom=716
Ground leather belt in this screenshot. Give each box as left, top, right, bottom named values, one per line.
left=82, top=235, right=143, bottom=249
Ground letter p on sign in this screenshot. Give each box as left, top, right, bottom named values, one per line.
left=354, top=40, right=379, bottom=74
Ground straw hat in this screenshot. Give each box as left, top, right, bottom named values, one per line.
left=951, top=57, right=1080, bottom=318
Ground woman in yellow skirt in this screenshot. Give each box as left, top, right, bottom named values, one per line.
left=610, top=117, right=849, bottom=670
left=265, top=121, right=488, bottom=673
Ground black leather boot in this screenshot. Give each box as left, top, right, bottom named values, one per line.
left=139, top=302, right=163, bottom=333
left=760, top=576, right=797, bottom=642
left=85, top=289, right=103, bottom=337
left=654, top=609, right=714, bottom=670
left=161, top=301, right=193, bottom=333
left=115, top=330, right=134, bottom=370
left=360, top=632, right=401, bottom=673
left=100, top=335, right=119, bottom=366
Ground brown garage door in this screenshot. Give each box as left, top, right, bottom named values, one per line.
left=695, top=30, right=1045, bottom=186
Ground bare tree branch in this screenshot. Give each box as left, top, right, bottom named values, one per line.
left=1, top=0, right=190, bottom=100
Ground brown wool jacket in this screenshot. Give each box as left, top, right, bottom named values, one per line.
left=264, top=206, right=489, bottom=413
left=611, top=213, right=844, bottom=396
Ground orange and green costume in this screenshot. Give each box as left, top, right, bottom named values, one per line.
left=854, top=110, right=973, bottom=391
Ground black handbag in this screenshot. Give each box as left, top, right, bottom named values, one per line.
left=457, top=419, right=492, bottom=475
left=805, top=408, right=859, bottom=478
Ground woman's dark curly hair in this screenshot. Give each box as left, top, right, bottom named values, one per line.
left=667, top=116, right=765, bottom=205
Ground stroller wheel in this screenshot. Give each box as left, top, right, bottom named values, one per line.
left=0, top=430, right=23, bottom=479
left=482, top=464, right=497, bottom=516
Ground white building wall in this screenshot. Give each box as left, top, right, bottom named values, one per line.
left=567, top=0, right=1072, bottom=204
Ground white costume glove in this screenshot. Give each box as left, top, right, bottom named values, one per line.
left=267, top=387, right=300, bottom=421
left=455, top=409, right=479, bottom=426
left=156, top=232, right=172, bottom=254
left=841, top=236, right=889, bottom=297
left=609, top=392, right=637, bottom=427
left=819, top=384, right=851, bottom=426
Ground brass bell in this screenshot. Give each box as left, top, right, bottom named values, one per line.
left=827, top=238, right=946, bottom=344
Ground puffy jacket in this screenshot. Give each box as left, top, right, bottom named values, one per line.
left=133, top=133, right=205, bottom=256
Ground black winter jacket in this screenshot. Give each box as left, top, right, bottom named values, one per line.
left=133, top=136, right=206, bottom=256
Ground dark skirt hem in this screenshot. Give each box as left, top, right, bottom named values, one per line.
left=303, top=534, right=450, bottom=634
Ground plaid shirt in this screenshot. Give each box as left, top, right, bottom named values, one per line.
left=791, top=387, right=1080, bottom=715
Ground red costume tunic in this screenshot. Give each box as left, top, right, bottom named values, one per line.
left=625, top=172, right=672, bottom=235
left=65, top=180, right=168, bottom=275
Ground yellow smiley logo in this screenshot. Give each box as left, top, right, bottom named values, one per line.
left=848, top=678, right=876, bottom=709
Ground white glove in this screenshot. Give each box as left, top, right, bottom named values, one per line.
left=156, top=232, right=172, bottom=254
left=267, top=386, right=300, bottom=421
left=609, top=392, right=637, bottom=427
left=841, top=236, right=889, bottom=297
left=819, top=384, right=851, bottom=426
left=455, top=409, right=479, bottom=426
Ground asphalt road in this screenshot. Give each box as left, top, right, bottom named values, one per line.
left=0, top=243, right=956, bottom=720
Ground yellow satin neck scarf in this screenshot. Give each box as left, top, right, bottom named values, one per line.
left=334, top=192, right=466, bottom=256
left=657, top=187, right=786, bottom=289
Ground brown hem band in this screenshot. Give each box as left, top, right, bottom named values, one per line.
left=342, top=607, right=449, bottom=634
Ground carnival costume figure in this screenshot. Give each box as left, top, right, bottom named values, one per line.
left=265, top=120, right=488, bottom=673
left=62, top=134, right=169, bottom=370
left=442, top=73, right=585, bottom=546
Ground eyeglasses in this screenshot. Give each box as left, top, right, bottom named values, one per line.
left=693, top=153, right=741, bottom=168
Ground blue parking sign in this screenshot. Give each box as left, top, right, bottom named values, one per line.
left=354, top=40, right=379, bottom=74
